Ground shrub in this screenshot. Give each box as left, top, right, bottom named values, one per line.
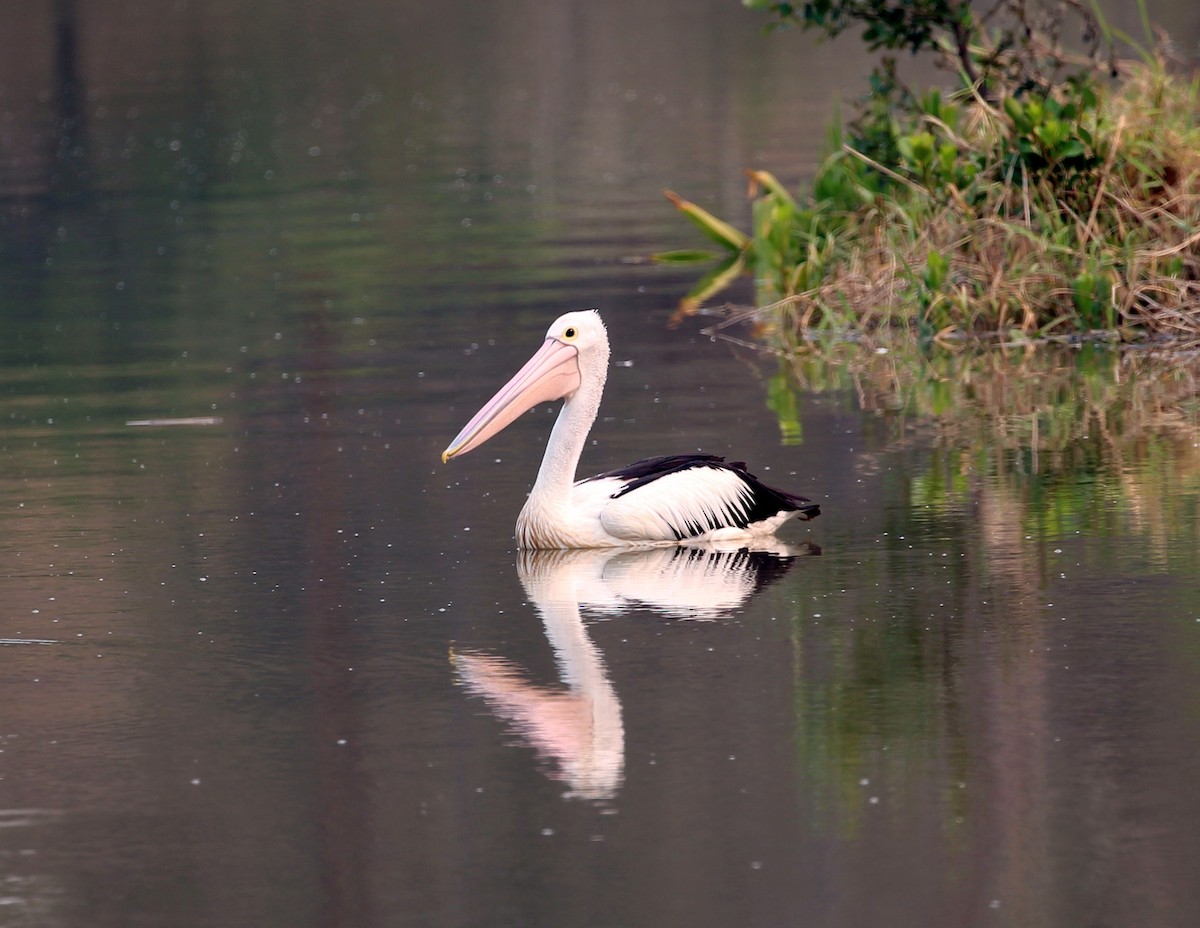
left=662, top=1, right=1200, bottom=345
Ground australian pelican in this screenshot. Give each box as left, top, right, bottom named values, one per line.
left=441, top=310, right=820, bottom=548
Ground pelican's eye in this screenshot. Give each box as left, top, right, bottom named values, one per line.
left=562, top=326, right=577, bottom=340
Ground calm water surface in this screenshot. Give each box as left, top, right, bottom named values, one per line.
left=2, top=2, right=1200, bottom=927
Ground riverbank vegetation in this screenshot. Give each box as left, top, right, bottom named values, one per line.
left=662, top=0, right=1200, bottom=346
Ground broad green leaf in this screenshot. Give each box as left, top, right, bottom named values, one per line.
left=663, top=189, right=750, bottom=252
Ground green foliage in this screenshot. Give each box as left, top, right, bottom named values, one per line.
left=1001, top=79, right=1105, bottom=189
left=667, top=1, right=1200, bottom=343
left=1071, top=264, right=1115, bottom=330
left=745, top=0, right=1111, bottom=99
left=744, top=0, right=973, bottom=56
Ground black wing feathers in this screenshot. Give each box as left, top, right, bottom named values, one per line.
left=584, top=453, right=821, bottom=528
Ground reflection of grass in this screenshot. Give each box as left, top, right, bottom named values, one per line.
left=779, top=338, right=1200, bottom=555
left=793, top=614, right=964, bottom=833
left=789, top=339, right=1195, bottom=457
left=781, top=339, right=1199, bottom=827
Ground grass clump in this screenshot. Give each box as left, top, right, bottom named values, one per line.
left=661, top=1, right=1200, bottom=345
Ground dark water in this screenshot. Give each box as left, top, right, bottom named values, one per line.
left=2, top=2, right=1200, bottom=927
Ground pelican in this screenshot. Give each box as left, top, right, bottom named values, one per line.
left=441, top=310, right=820, bottom=549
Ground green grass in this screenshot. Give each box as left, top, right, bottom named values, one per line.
left=663, top=41, right=1200, bottom=346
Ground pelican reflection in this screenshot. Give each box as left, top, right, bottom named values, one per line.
left=453, top=542, right=816, bottom=800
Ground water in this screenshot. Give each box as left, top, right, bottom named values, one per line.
left=2, top=1, right=1200, bottom=926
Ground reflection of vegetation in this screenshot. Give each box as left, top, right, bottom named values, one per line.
left=780, top=339, right=1199, bottom=824
left=784, top=340, right=1199, bottom=548
left=793, top=611, right=964, bottom=830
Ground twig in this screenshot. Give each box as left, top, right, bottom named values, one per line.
left=1079, top=115, right=1125, bottom=249
left=841, top=144, right=927, bottom=196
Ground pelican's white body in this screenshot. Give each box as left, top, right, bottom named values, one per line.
left=443, top=310, right=818, bottom=549
left=516, top=465, right=797, bottom=549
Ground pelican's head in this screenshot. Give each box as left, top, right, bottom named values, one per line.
left=442, top=309, right=611, bottom=463
left=544, top=309, right=610, bottom=387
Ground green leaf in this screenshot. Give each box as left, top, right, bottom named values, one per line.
left=938, top=143, right=957, bottom=177
left=1058, top=140, right=1085, bottom=160
left=679, top=252, right=749, bottom=312
left=925, top=250, right=949, bottom=290
left=1003, top=97, right=1031, bottom=132
left=663, top=189, right=751, bottom=252
left=651, top=249, right=721, bottom=265
left=748, top=169, right=801, bottom=212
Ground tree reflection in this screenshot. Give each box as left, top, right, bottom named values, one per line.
left=759, top=339, right=1200, bottom=920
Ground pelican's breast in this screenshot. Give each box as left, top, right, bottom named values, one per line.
left=517, top=477, right=630, bottom=549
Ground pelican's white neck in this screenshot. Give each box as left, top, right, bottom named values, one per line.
left=516, top=337, right=609, bottom=547
left=531, top=356, right=607, bottom=500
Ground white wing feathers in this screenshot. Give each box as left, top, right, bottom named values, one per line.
left=598, top=467, right=757, bottom=542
